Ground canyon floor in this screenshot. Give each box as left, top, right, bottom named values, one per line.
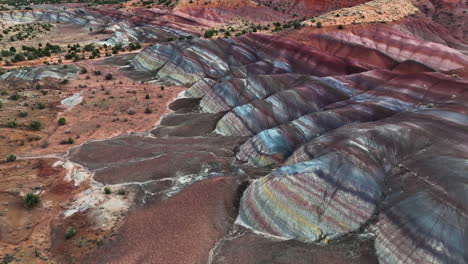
left=0, top=0, right=467, bottom=263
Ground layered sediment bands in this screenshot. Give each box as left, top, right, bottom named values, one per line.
left=125, top=27, right=468, bottom=262
left=237, top=151, right=383, bottom=241
left=131, top=38, right=259, bottom=85
left=283, top=27, right=468, bottom=72
left=396, top=17, right=468, bottom=55
left=253, top=0, right=371, bottom=17
left=130, top=34, right=373, bottom=86
left=0, top=7, right=193, bottom=46
left=199, top=74, right=340, bottom=113
left=0, top=65, right=79, bottom=81
left=237, top=71, right=468, bottom=166
left=374, top=120, right=468, bottom=263
left=214, top=76, right=356, bottom=136
left=239, top=107, right=468, bottom=262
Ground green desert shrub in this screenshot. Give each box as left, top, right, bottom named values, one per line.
left=37, top=102, right=46, bottom=109
left=6, top=120, right=17, bottom=128
left=105, top=73, right=113, bottom=80
left=6, top=154, right=16, bottom=162
left=60, top=137, right=74, bottom=144
left=57, top=117, right=66, bottom=126
left=8, top=92, right=20, bottom=100
left=64, top=226, right=76, bottom=239
left=23, top=192, right=40, bottom=209
left=29, top=120, right=42, bottom=130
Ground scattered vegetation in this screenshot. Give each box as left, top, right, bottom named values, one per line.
left=64, top=226, right=76, bottom=240
left=6, top=120, right=17, bottom=128
left=8, top=92, right=20, bottom=101
left=37, top=102, right=46, bottom=109
left=57, top=117, right=66, bottom=126
left=204, top=29, right=218, bottom=38
left=29, top=120, right=42, bottom=130
left=105, top=73, right=113, bottom=80
left=60, top=137, right=75, bottom=144
left=1, top=253, right=14, bottom=264
left=6, top=154, right=16, bottom=162
left=104, top=187, right=111, bottom=194
left=0, top=41, right=60, bottom=65
left=23, top=192, right=40, bottom=209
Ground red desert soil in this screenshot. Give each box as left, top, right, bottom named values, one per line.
left=0, top=56, right=185, bottom=263
left=31, top=61, right=184, bottom=156
left=82, top=176, right=244, bottom=264
left=0, top=159, right=78, bottom=263
left=0, top=58, right=184, bottom=158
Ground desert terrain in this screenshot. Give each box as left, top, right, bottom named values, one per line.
left=0, top=0, right=467, bottom=263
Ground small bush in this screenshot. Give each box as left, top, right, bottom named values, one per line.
left=104, top=187, right=111, bottom=194
left=57, top=117, right=66, bottom=126
left=93, top=70, right=101, bottom=75
left=29, top=120, right=42, bottom=131
left=6, top=154, right=16, bottom=162
left=37, top=102, right=46, bottom=109
left=144, top=107, right=152, bottom=114
left=2, top=253, right=14, bottom=264
left=337, top=24, right=344, bottom=30
left=316, top=22, right=322, bottom=28
left=80, top=68, right=88, bottom=74
left=40, top=140, right=49, bottom=148
left=204, top=29, right=217, bottom=38
left=105, top=73, right=113, bottom=80
left=7, top=120, right=17, bottom=128
left=64, top=226, right=76, bottom=240
left=23, top=193, right=40, bottom=209
left=60, top=79, right=69, bottom=85
left=117, top=189, right=126, bottom=195
left=18, top=112, right=28, bottom=117
left=145, top=94, right=150, bottom=99
left=8, top=92, right=20, bottom=101
left=60, top=137, right=74, bottom=144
